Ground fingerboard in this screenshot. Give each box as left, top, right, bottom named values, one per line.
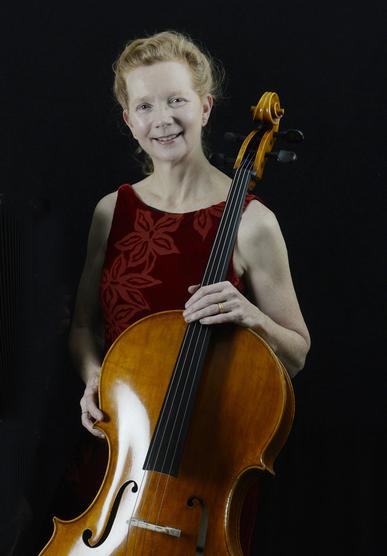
left=143, top=154, right=254, bottom=476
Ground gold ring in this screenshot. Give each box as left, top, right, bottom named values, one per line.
left=218, top=302, right=224, bottom=314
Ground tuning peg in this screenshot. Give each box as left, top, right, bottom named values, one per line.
left=223, top=125, right=265, bottom=143
left=266, top=150, right=297, bottom=163
left=275, top=129, right=304, bottom=143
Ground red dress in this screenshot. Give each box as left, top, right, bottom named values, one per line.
left=100, top=183, right=256, bottom=350
left=99, top=183, right=259, bottom=554
left=59, top=183, right=260, bottom=555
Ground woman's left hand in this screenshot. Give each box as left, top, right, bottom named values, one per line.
left=183, top=281, right=265, bottom=329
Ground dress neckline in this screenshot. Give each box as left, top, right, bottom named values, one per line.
left=125, top=183, right=226, bottom=216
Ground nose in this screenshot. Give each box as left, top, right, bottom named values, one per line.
left=154, top=104, right=173, bottom=128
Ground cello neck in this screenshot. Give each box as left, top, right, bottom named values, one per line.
left=143, top=154, right=254, bottom=477
left=201, top=153, right=254, bottom=287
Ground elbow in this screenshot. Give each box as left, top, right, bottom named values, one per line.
left=287, top=335, right=311, bottom=379
left=68, top=321, right=87, bottom=361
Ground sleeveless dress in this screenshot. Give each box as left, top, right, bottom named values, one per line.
left=99, top=183, right=259, bottom=554
left=56, top=183, right=260, bottom=555
left=99, top=183, right=257, bottom=350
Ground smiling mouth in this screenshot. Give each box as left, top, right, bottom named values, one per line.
left=153, top=133, right=182, bottom=144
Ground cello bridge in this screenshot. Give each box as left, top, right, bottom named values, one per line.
left=129, top=517, right=181, bottom=538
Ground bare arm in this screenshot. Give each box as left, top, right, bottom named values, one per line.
left=183, top=201, right=310, bottom=378
left=69, top=192, right=117, bottom=435
left=239, top=202, right=310, bottom=376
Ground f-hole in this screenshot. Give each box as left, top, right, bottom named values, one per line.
left=82, top=480, right=138, bottom=548
left=187, top=496, right=208, bottom=555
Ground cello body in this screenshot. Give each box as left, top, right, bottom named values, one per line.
left=40, top=92, right=302, bottom=555
left=40, top=310, right=294, bottom=555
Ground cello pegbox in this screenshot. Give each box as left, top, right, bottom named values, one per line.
left=234, top=92, right=286, bottom=182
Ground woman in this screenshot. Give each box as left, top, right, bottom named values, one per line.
left=68, top=29, right=310, bottom=553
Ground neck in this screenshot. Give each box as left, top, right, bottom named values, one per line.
left=149, top=152, right=214, bottom=208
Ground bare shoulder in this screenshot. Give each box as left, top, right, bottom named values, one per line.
left=239, top=199, right=284, bottom=246
left=91, top=191, right=118, bottom=232
left=94, top=191, right=118, bottom=220
left=86, top=190, right=118, bottom=258
left=234, top=198, right=290, bottom=277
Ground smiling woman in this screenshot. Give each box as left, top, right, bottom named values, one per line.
left=113, top=31, right=223, bottom=177
left=41, top=30, right=310, bottom=556
left=122, top=61, right=213, bottom=168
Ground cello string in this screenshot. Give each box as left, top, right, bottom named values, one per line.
left=145, top=154, right=252, bottom=479
left=159, top=154, right=254, bottom=468
left=147, top=152, right=254, bottom=475
left=139, top=154, right=254, bottom=554
left=135, top=160, right=253, bottom=554
left=151, top=154, right=253, bottom=486
left=132, top=152, right=253, bottom=556
left=159, top=153, right=254, bottom=470
left=125, top=167, right=243, bottom=551
left=129, top=329, right=208, bottom=554
left=203, top=152, right=255, bottom=285
left=147, top=154, right=254, bottom=555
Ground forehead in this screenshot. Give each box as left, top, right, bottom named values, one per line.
left=125, top=61, right=195, bottom=100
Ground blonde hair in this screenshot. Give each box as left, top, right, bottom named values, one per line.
left=112, top=30, right=224, bottom=110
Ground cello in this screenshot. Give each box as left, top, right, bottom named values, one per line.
left=40, top=92, right=300, bottom=555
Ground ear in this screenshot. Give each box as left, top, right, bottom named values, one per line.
left=202, top=94, right=214, bottom=127
left=123, top=109, right=137, bottom=139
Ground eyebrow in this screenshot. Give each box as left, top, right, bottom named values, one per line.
left=132, top=96, right=152, bottom=104
left=132, top=91, right=188, bottom=104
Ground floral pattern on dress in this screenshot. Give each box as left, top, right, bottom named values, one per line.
left=100, top=208, right=183, bottom=344
left=193, top=203, right=225, bottom=240
left=115, top=209, right=182, bottom=267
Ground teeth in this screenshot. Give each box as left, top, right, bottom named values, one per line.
left=156, top=134, right=179, bottom=142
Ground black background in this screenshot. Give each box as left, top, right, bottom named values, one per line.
left=0, top=1, right=385, bottom=555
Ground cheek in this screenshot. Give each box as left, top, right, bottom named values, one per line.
left=129, top=114, right=149, bottom=139
left=183, top=110, right=203, bottom=131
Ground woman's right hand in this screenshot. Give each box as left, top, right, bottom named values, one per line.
left=80, top=372, right=105, bottom=438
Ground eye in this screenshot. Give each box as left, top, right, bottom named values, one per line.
left=169, top=97, right=186, bottom=105
left=136, top=103, right=151, bottom=112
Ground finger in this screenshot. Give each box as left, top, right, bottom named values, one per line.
left=85, top=394, right=104, bottom=421
left=81, top=413, right=105, bottom=438
left=199, top=311, right=234, bottom=325
left=185, top=282, right=226, bottom=308
left=185, top=301, right=233, bottom=324
left=184, top=292, right=228, bottom=318
left=187, top=284, right=200, bottom=293
left=199, top=302, right=248, bottom=326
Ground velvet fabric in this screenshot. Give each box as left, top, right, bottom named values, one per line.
left=100, top=183, right=257, bottom=350
left=56, top=183, right=260, bottom=555
left=99, top=184, right=260, bottom=554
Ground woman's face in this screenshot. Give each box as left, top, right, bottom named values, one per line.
left=123, top=61, right=213, bottom=166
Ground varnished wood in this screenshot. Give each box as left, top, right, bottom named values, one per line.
left=234, top=91, right=285, bottom=183
left=40, top=310, right=294, bottom=555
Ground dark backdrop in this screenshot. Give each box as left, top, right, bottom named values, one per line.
left=0, top=1, right=385, bottom=555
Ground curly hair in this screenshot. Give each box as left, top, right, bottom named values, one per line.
left=112, top=31, right=224, bottom=174
left=112, top=30, right=224, bottom=109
